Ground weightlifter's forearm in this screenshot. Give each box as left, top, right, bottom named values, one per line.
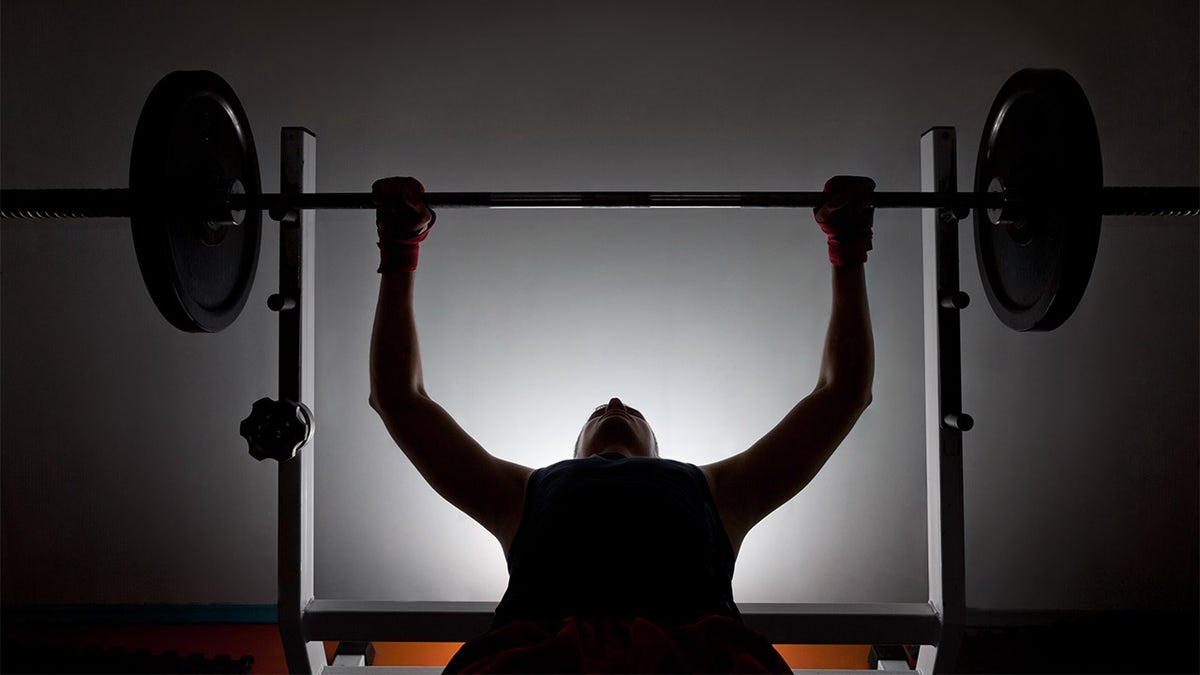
left=816, top=263, right=874, bottom=404
left=369, top=271, right=427, bottom=403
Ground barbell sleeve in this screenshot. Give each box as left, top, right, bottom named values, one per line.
left=1099, top=187, right=1200, bottom=217
left=0, top=189, right=133, bottom=219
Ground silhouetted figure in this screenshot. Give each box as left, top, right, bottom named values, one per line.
left=369, top=175, right=875, bottom=673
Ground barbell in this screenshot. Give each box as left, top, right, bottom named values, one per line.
left=7, top=185, right=1198, bottom=215
left=1, top=69, right=1196, bottom=334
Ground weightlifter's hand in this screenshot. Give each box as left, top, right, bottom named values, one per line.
left=814, top=175, right=875, bottom=266
left=373, top=176, right=436, bottom=273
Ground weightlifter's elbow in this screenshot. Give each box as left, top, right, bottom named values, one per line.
left=369, top=385, right=430, bottom=419
left=851, top=387, right=873, bottom=411
left=843, top=390, right=872, bottom=416
left=814, top=380, right=873, bottom=414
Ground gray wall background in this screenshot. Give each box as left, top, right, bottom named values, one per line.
left=2, top=0, right=1196, bottom=616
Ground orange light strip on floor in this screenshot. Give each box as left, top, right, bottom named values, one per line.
left=327, top=642, right=873, bottom=669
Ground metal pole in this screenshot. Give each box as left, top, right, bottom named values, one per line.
left=917, top=128, right=968, bottom=675
left=276, top=127, right=326, bottom=675
left=3, top=186, right=1198, bottom=218
left=248, top=190, right=1003, bottom=211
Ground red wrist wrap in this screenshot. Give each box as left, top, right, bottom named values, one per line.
left=377, top=215, right=435, bottom=273
left=819, top=221, right=873, bottom=266
left=815, top=176, right=875, bottom=266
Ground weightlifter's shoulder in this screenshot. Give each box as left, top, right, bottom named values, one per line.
left=486, top=456, right=535, bottom=555
left=371, top=394, right=533, bottom=547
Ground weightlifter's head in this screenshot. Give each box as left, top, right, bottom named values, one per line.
left=573, top=397, right=659, bottom=459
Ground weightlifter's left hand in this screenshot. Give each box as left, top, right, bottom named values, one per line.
left=373, top=176, right=436, bottom=273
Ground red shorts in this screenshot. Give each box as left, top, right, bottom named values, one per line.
left=443, top=614, right=792, bottom=673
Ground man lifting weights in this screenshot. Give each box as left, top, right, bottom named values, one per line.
left=368, top=175, right=874, bottom=673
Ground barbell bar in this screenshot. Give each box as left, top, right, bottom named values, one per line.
left=1, top=186, right=1197, bottom=220
left=0, top=68, right=1197, bottom=335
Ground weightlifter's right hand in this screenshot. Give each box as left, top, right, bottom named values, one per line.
left=373, top=176, right=436, bottom=273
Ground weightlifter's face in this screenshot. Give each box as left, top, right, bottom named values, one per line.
left=574, top=398, right=658, bottom=459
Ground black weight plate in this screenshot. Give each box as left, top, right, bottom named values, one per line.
left=974, top=69, right=1102, bottom=332
left=130, top=70, right=261, bottom=333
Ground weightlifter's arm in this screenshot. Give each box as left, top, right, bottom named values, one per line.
left=368, top=177, right=529, bottom=545
left=703, top=176, right=875, bottom=539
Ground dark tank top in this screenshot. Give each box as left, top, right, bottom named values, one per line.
left=491, top=451, right=740, bottom=629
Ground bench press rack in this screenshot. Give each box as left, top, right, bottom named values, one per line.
left=268, top=126, right=967, bottom=674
